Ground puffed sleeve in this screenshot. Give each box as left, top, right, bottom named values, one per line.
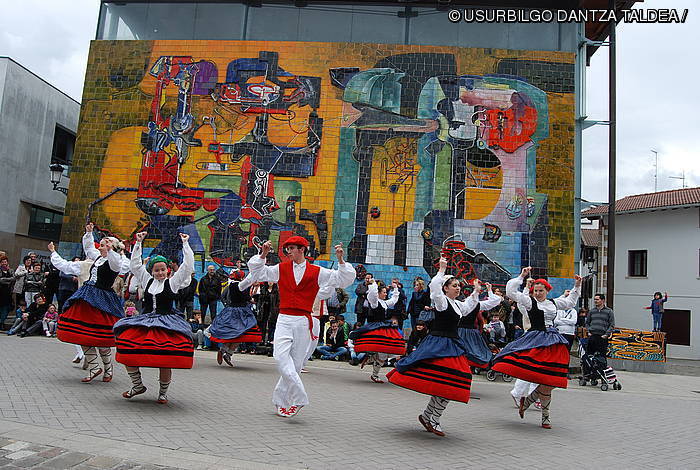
left=82, top=232, right=100, bottom=261
left=129, top=241, right=151, bottom=287
left=429, top=272, right=449, bottom=312
left=366, top=282, right=379, bottom=309
left=169, top=240, right=195, bottom=292
left=246, top=255, right=280, bottom=283
left=50, top=252, right=81, bottom=276
left=506, top=276, right=532, bottom=310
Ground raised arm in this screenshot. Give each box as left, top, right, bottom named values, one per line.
left=129, top=232, right=152, bottom=287
left=479, top=283, right=502, bottom=311
left=429, top=257, right=449, bottom=312
left=385, top=285, right=401, bottom=309
left=82, top=223, right=100, bottom=261
left=246, top=241, right=280, bottom=283
left=505, top=267, right=533, bottom=310
left=317, top=243, right=355, bottom=290
left=169, top=234, right=194, bottom=292
left=238, top=272, right=256, bottom=291
left=366, top=281, right=379, bottom=309
left=48, top=242, right=81, bottom=276
left=553, top=276, right=582, bottom=310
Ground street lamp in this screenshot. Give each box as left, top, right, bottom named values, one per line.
left=49, top=163, right=68, bottom=195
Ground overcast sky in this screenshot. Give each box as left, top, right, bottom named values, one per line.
left=1, top=0, right=697, bottom=203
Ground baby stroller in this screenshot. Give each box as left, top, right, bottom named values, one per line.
left=578, top=341, right=622, bottom=391
left=484, top=343, right=513, bottom=383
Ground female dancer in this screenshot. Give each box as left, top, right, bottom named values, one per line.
left=456, top=282, right=502, bottom=370
left=114, top=231, right=194, bottom=404
left=349, top=279, right=405, bottom=383
left=491, top=266, right=581, bottom=429
left=209, top=271, right=262, bottom=367
left=387, top=257, right=479, bottom=437
left=51, top=223, right=124, bottom=383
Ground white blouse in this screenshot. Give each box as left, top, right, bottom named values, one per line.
left=130, top=240, right=194, bottom=298
left=506, top=275, right=580, bottom=328
left=429, top=271, right=501, bottom=317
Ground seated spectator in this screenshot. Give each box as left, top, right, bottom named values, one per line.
left=337, top=314, right=350, bottom=337
left=484, top=313, right=506, bottom=344
left=315, top=320, right=347, bottom=360
left=20, top=294, right=48, bottom=337
left=348, top=322, right=366, bottom=365
left=406, top=320, right=428, bottom=355
left=7, top=300, right=28, bottom=335
left=42, top=303, right=59, bottom=336
left=124, top=300, right=138, bottom=317
left=188, top=310, right=207, bottom=350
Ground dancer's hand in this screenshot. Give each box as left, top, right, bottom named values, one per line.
left=520, top=266, right=531, bottom=278
left=135, top=231, right=147, bottom=243
left=485, top=282, right=492, bottom=292
left=573, top=274, right=582, bottom=287
left=525, top=278, right=534, bottom=290
left=473, top=278, right=481, bottom=292
left=179, top=233, right=189, bottom=243
left=438, top=257, right=448, bottom=273
left=335, top=243, right=345, bottom=264
left=47, top=242, right=55, bottom=253
left=85, top=222, right=94, bottom=233
left=260, top=241, right=272, bottom=258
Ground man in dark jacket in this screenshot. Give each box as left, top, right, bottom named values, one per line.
left=386, top=278, right=407, bottom=326
left=198, top=265, right=226, bottom=322
left=177, top=272, right=197, bottom=319
left=354, top=273, right=372, bottom=325
left=586, top=293, right=615, bottom=356
left=57, top=257, right=80, bottom=313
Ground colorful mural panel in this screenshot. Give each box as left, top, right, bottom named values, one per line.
left=62, top=40, right=575, bottom=316
left=608, top=328, right=667, bottom=362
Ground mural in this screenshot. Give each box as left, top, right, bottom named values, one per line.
left=608, top=328, right=667, bottom=362
left=62, top=41, right=575, bottom=318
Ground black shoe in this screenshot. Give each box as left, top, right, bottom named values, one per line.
left=19, top=332, right=26, bottom=338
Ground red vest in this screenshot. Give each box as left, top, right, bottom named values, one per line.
left=278, top=260, right=321, bottom=315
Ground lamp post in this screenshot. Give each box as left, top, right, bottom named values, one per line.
left=49, top=163, right=68, bottom=195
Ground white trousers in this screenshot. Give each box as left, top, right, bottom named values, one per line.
left=272, top=315, right=314, bottom=408
left=510, top=379, right=538, bottom=399
left=304, top=317, right=321, bottom=367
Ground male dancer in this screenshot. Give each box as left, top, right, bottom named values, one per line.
left=248, top=237, right=355, bottom=417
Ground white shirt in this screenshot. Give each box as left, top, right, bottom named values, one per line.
left=554, top=307, right=577, bottom=335
left=247, top=254, right=356, bottom=292
left=130, top=240, right=194, bottom=300
left=366, top=282, right=400, bottom=310
left=506, top=276, right=580, bottom=328
left=428, top=271, right=501, bottom=317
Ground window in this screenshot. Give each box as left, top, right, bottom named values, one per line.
left=28, top=206, right=63, bottom=241
left=627, top=250, right=647, bottom=277
left=51, top=125, right=76, bottom=168
left=662, top=309, right=691, bottom=346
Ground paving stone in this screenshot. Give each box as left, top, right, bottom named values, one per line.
left=12, top=454, right=49, bottom=468
left=1, top=443, right=29, bottom=453
left=37, top=452, right=91, bottom=469
left=5, top=451, right=36, bottom=461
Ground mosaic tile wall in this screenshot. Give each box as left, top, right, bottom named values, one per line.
left=63, top=40, right=576, bottom=321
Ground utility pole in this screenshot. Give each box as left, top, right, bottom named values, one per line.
left=606, top=0, right=617, bottom=309
left=651, top=149, right=658, bottom=192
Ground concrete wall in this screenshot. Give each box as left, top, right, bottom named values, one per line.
left=612, top=207, right=700, bottom=359
left=0, top=58, right=80, bottom=264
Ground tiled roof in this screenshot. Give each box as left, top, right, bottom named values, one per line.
left=581, top=187, right=700, bottom=217
left=581, top=229, right=599, bottom=247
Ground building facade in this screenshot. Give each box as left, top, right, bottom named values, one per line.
left=582, top=187, right=700, bottom=360
left=0, top=57, right=79, bottom=264
left=57, top=0, right=620, bottom=321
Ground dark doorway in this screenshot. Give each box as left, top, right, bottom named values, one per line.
left=661, top=309, right=691, bottom=346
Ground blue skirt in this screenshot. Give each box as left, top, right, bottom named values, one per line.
left=493, top=328, right=568, bottom=361
left=395, top=334, right=467, bottom=373
left=113, top=312, right=193, bottom=339
left=348, top=321, right=400, bottom=339
left=458, top=328, right=493, bottom=368
left=209, top=305, right=258, bottom=340
left=64, top=283, right=124, bottom=319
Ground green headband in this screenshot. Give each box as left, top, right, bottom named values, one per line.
left=147, top=255, right=170, bottom=272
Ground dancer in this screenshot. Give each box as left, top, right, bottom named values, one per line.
left=491, top=266, right=581, bottom=429
left=114, top=231, right=194, bottom=404
left=51, top=224, right=124, bottom=383
left=456, top=282, right=501, bottom=370
left=247, top=236, right=355, bottom=417
left=387, top=257, right=479, bottom=437
left=349, top=279, right=405, bottom=383
left=209, top=270, right=261, bottom=367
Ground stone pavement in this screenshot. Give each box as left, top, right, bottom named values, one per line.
left=1, top=336, right=699, bottom=469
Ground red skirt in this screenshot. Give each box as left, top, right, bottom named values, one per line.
left=387, top=356, right=472, bottom=403
left=211, top=325, right=263, bottom=344
left=490, top=344, right=569, bottom=388
left=353, top=327, right=406, bottom=355
left=115, top=326, right=194, bottom=369
left=57, top=300, right=119, bottom=347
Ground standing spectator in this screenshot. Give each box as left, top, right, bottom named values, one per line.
left=23, top=263, right=45, bottom=307
left=57, top=257, right=80, bottom=313
left=315, top=320, right=348, bottom=360
left=354, top=273, right=373, bottom=325
left=554, top=290, right=577, bottom=351
left=644, top=291, right=668, bottom=332
left=386, top=278, right=407, bottom=326
left=13, top=256, right=31, bottom=309
left=407, top=278, right=431, bottom=330
left=177, top=272, right=197, bottom=319
left=42, top=303, right=59, bottom=336
left=585, top=294, right=615, bottom=357
left=257, top=282, right=279, bottom=344
left=0, top=256, right=14, bottom=330
left=325, top=287, right=349, bottom=317
left=198, top=264, right=225, bottom=322
left=43, top=264, right=60, bottom=304
left=576, top=307, right=588, bottom=338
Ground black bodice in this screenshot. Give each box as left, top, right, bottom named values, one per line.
left=457, top=302, right=480, bottom=329
left=429, top=301, right=460, bottom=338
left=527, top=296, right=555, bottom=331
left=143, top=279, right=178, bottom=315
left=223, top=282, right=251, bottom=307
left=367, top=303, right=388, bottom=323
left=90, top=259, right=119, bottom=291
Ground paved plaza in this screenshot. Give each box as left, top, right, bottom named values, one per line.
left=1, top=336, right=699, bottom=469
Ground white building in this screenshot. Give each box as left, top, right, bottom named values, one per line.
left=582, top=187, right=700, bottom=360
left=0, top=57, right=79, bottom=263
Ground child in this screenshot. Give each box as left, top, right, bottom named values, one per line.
left=124, top=300, right=138, bottom=317
left=24, top=263, right=45, bottom=307
left=486, top=313, right=506, bottom=344
left=43, top=304, right=59, bottom=336
left=7, top=300, right=28, bottom=335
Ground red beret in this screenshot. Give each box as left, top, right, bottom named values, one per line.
left=532, top=278, right=553, bottom=291
left=282, top=236, right=309, bottom=249
left=229, top=270, right=245, bottom=281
